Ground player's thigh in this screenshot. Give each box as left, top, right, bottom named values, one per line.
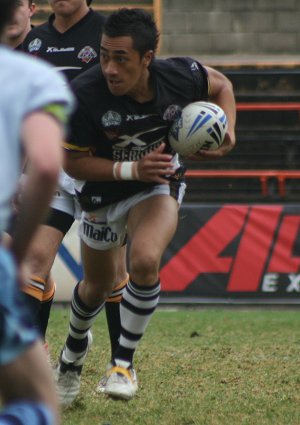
left=25, top=224, right=64, bottom=277
left=81, top=240, right=121, bottom=292
left=127, top=194, right=179, bottom=259
left=27, top=189, right=76, bottom=275
left=29, top=187, right=78, bottom=275
left=116, top=243, right=128, bottom=282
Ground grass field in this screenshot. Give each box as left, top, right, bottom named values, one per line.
left=48, top=306, right=300, bottom=425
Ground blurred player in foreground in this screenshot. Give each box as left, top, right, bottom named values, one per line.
left=54, top=8, right=236, bottom=405
left=0, top=0, right=74, bottom=423
left=22, top=0, right=127, bottom=383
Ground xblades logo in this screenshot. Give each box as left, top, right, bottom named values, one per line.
left=46, top=47, right=75, bottom=53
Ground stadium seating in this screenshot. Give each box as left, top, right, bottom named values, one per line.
left=185, top=65, right=300, bottom=203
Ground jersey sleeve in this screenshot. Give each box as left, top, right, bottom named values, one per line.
left=41, top=103, right=71, bottom=126
left=182, top=57, right=209, bottom=100
left=154, top=57, right=209, bottom=105
left=64, top=94, right=97, bottom=152
left=26, top=63, right=74, bottom=121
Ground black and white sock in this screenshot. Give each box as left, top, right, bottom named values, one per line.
left=113, top=279, right=160, bottom=369
left=62, top=282, right=104, bottom=365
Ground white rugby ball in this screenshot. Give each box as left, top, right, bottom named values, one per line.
left=168, top=101, right=228, bottom=157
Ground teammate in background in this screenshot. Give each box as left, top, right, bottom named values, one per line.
left=5, top=0, right=35, bottom=49
left=22, top=0, right=127, bottom=382
left=55, top=8, right=236, bottom=405
left=0, top=0, right=74, bottom=423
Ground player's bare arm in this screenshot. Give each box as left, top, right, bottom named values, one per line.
left=10, top=111, right=63, bottom=264
left=187, top=67, right=236, bottom=161
left=64, top=143, right=175, bottom=184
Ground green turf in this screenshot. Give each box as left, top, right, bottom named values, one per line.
left=48, top=306, right=300, bottom=425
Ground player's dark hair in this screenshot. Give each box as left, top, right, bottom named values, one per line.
left=0, top=0, right=18, bottom=36
left=103, top=8, right=159, bottom=57
left=86, top=0, right=93, bottom=5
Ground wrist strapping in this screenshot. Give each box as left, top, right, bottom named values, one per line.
left=113, top=161, right=139, bottom=180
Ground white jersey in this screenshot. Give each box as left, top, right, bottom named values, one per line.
left=0, top=46, right=74, bottom=233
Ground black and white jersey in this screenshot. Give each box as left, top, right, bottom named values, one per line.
left=65, top=57, right=209, bottom=211
left=22, top=9, right=105, bottom=81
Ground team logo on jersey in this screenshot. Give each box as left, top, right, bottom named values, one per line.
left=112, top=136, right=164, bottom=161
left=90, top=197, right=102, bottom=205
left=190, top=61, right=199, bottom=71
left=163, top=104, right=181, bottom=121
left=101, top=111, right=122, bottom=127
left=114, top=138, right=147, bottom=149
left=28, top=38, right=42, bottom=53
left=78, top=46, right=97, bottom=63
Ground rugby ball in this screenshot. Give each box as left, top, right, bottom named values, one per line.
left=168, top=101, right=228, bottom=157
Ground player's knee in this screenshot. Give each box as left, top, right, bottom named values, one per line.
left=130, top=253, right=159, bottom=284
left=82, top=278, right=114, bottom=305
left=26, top=247, right=52, bottom=277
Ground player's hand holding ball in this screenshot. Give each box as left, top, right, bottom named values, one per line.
left=137, top=143, right=175, bottom=184
left=168, top=101, right=233, bottom=161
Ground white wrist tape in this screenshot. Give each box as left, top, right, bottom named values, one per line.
left=113, top=161, right=139, bottom=180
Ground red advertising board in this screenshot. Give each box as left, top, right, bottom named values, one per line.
left=160, top=204, right=300, bottom=300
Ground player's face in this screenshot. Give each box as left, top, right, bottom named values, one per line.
left=48, top=0, right=87, bottom=17
left=100, top=35, right=153, bottom=100
left=6, top=0, right=34, bottom=40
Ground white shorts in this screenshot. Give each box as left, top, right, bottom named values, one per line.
left=50, top=186, right=81, bottom=220
left=50, top=169, right=81, bottom=220
left=78, top=183, right=186, bottom=250
left=58, top=169, right=76, bottom=195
